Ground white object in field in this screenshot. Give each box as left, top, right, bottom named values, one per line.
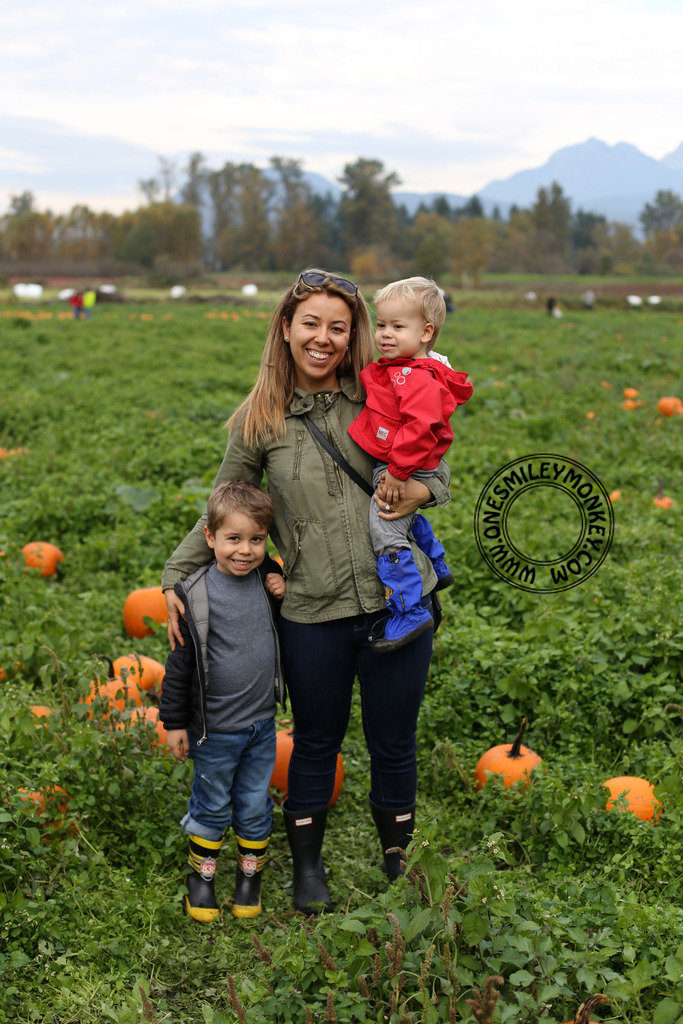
left=552, top=307, right=563, bottom=318
left=241, top=283, right=258, bottom=296
left=58, top=288, right=75, bottom=300
left=626, top=295, right=643, bottom=306
left=524, top=291, right=537, bottom=300
left=647, top=295, right=662, bottom=305
left=99, top=284, right=117, bottom=294
left=170, top=285, right=186, bottom=298
left=13, top=282, right=43, bottom=298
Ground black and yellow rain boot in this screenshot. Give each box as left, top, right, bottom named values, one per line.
left=232, top=835, right=269, bottom=919
left=184, top=834, right=224, bottom=923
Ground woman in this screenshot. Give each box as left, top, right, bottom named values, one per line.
left=163, top=269, right=451, bottom=914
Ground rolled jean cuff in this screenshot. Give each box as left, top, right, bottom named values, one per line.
left=180, top=813, right=224, bottom=842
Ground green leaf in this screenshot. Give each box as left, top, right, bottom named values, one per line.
left=338, top=918, right=366, bottom=933
left=570, top=821, right=586, bottom=845
left=664, top=955, right=683, bottom=982
left=462, top=912, right=489, bottom=945
left=654, top=998, right=683, bottom=1024
left=628, top=958, right=654, bottom=991
left=404, top=908, right=434, bottom=942
left=509, top=969, right=536, bottom=987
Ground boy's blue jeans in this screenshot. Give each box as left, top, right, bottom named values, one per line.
left=181, top=718, right=276, bottom=843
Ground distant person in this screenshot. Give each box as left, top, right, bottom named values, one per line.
left=582, top=289, right=596, bottom=310
left=438, top=287, right=456, bottom=313
left=348, top=277, right=473, bottom=651
left=82, top=288, right=97, bottom=319
left=70, top=291, right=83, bottom=319
left=546, top=295, right=556, bottom=316
left=159, top=480, right=286, bottom=923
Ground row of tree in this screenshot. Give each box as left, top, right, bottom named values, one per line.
left=3, top=154, right=683, bottom=282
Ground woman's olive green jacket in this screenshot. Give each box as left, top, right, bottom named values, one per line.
left=162, top=377, right=451, bottom=624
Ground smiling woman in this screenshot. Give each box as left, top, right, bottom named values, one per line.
left=161, top=268, right=452, bottom=916
left=283, top=291, right=353, bottom=393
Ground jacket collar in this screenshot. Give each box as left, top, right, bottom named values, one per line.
left=288, top=376, right=361, bottom=416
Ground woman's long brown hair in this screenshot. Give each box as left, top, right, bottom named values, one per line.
left=226, top=270, right=374, bottom=448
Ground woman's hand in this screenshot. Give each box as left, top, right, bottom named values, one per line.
left=375, top=474, right=432, bottom=519
left=165, top=589, right=186, bottom=651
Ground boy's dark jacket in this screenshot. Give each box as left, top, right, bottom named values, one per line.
left=159, top=556, right=286, bottom=745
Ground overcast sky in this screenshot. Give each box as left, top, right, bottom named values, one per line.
left=1, top=0, right=682, bottom=213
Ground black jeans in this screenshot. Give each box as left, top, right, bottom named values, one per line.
left=279, top=606, right=433, bottom=811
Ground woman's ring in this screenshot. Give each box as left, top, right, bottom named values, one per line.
left=385, top=504, right=391, bottom=511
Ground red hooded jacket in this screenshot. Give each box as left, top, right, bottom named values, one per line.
left=348, top=357, right=473, bottom=481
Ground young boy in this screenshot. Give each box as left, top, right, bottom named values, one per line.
left=159, top=480, right=286, bottom=922
left=348, top=277, right=473, bottom=652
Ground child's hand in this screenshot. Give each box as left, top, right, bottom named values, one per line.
left=382, top=472, right=406, bottom=506
left=265, top=572, right=286, bottom=599
left=166, top=728, right=189, bottom=762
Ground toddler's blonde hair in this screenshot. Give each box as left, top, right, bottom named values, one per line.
left=374, top=276, right=447, bottom=349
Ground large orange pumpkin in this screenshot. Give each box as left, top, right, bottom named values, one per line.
left=562, top=993, right=609, bottom=1024
left=603, top=775, right=662, bottom=822
left=113, top=653, right=165, bottom=693
left=656, top=395, right=683, bottom=417
left=22, top=541, right=64, bottom=577
left=271, top=729, right=344, bottom=807
left=82, top=675, right=144, bottom=717
left=474, top=718, right=542, bottom=790
left=122, top=586, right=169, bottom=638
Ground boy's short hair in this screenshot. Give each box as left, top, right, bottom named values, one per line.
left=373, top=276, right=447, bottom=349
left=206, top=480, right=273, bottom=535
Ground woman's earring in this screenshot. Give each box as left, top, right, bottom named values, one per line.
left=284, top=335, right=289, bottom=341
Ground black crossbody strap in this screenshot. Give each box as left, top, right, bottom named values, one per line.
left=302, top=414, right=374, bottom=497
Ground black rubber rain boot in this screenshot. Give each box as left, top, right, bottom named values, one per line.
left=282, top=801, right=333, bottom=915
left=369, top=797, right=416, bottom=880
left=232, top=835, right=269, bottom=919
left=185, top=834, right=224, bottom=923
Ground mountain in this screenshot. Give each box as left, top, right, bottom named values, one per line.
left=301, top=138, right=683, bottom=226
left=662, top=142, right=683, bottom=170
left=477, top=137, right=683, bottom=224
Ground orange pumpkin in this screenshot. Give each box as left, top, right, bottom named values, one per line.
left=82, top=675, right=144, bottom=717
left=474, top=718, right=542, bottom=790
left=622, top=387, right=639, bottom=399
left=21, top=541, right=64, bottom=577
left=603, top=775, right=662, bottom=822
left=122, top=586, right=169, bottom=638
left=113, top=653, right=165, bottom=693
left=16, top=785, right=70, bottom=827
left=656, top=395, right=683, bottom=417
left=653, top=494, right=674, bottom=508
left=119, top=704, right=168, bottom=746
left=562, top=993, right=609, bottom=1024
left=271, top=728, right=344, bottom=806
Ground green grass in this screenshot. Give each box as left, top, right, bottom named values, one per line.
left=0, top=303, right=682, bottom=1023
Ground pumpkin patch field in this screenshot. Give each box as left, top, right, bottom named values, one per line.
left=1, top=299, right=682, bottom=1024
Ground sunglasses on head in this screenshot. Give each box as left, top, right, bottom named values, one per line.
left=297, top=271, right=358, bottom=296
